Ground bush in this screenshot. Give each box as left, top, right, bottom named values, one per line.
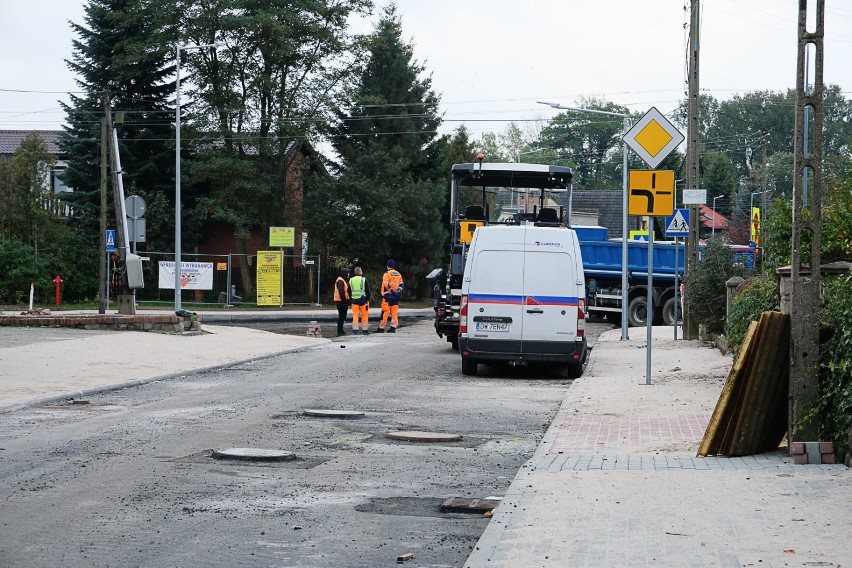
left=815, top=274, right=852, bottom=462
left=684, top=238, right=747, bottom=335
left=725, top=273, right=781, bottom=356
left=0, top=238, right=54, bottom=304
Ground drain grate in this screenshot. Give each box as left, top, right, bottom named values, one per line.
left=440, top=497, right=501, bottom=514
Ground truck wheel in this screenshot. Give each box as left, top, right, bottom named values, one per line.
left=461, top=356, right=477, bottom=376
left=662, top=298, right=678, bottom=326
left=627, top=297, right=648, bottom=327
left=449, top=335, right=459, bottom=350
left=565, top=362, right=583, bottom=379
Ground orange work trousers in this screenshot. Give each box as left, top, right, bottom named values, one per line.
left=351, top=303, right=369, bottom=332
left=379, top=300, right=399, bottom=329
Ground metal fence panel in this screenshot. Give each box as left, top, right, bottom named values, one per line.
left=128, top=252, right=321, bottom=306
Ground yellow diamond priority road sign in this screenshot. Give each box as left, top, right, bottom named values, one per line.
left=623, top=107, right=685, bottom=169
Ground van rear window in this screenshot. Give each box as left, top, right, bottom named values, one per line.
left=470, top=250, right=523, bottom=294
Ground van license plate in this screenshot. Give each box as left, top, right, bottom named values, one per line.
left=476, top=322, right=510, bottom=332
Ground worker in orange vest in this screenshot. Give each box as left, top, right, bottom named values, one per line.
left=333, top=267, right=351, bottom=337
left=377, top=259, right=403, bottom=333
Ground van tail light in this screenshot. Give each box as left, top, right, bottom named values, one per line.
left=577, top=298, right=586, bottom=337
left=460, top=295, right=469, bottom=334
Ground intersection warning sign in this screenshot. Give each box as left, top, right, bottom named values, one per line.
left=628, top=170, right=675, bottom=217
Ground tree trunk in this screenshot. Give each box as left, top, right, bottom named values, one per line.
left=236, top=237, right=255, bottom=298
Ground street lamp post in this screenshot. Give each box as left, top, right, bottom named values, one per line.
left=175, top=41, right=222, bottom=312
left=711, top=195, right=724, bottom=238
left=538, top=101, right=632, bottom=341
left=749, top=190, right=769, bottom=215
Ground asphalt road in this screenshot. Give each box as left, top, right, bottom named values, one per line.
left=0, top=319, right=613, bottom=567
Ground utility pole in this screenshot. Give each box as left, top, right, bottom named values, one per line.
left=98, top=115, right=108, bottom=314
left=760, top=130, right=769, bottom=258
left=789, top=0, right=824, bottom=443
left=101, top=90, right=135, bottom=315
left=683, top=0, right=701, bottom=340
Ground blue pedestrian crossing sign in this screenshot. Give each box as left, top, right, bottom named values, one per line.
left=106, top=229, right=117, bottom=253
left=665, top=209, right=690, bottom=237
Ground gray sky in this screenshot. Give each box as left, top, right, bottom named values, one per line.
left=2, top=0, right=851, bottom=140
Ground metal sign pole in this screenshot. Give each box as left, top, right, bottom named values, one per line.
left=279, top=248, right=284, bottom=308
left=646, top=223, right=654, bottom=385
left=674, top=238, right=679, bottom=341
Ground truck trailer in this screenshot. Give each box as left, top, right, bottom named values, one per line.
left=576, top=228, right=685, bottom=327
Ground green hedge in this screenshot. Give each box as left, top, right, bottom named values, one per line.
left=814, top=274, right=852, bottom=460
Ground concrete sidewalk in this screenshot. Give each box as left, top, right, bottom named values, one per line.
left=466, top=328, right=852, bottom=567
left=0, top=325, right=327, bottom=413
left=0, top=306, right=432, bottom=413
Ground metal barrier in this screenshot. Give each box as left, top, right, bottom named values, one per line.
left=130, top=252, right=321, bottom=306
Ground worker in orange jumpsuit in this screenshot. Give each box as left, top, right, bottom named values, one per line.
left=377, top=259, right=403, bottom=333
left=349, top=266, right=371, bottom=335
left=333, top=267, right=351, bottom=336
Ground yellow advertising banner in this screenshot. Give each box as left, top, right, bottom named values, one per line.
left=256, top=250, right=283, bottom=306
left=751, top=207, right=761, bottom=245
left=269, top=226, right=295, bottom=248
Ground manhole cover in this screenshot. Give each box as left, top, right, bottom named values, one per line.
left=386, top=431, right=462, bottom=443
left=211, top=448, right=296, bottom=462
left=303, top=409, right=365, bottom=419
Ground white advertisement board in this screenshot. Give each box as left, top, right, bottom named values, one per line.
left=158, top=261, right=214, bottom=290
left=682, top=189, right=707, bottom=204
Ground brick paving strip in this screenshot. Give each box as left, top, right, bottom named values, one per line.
left=550, top=414, right=711, bottom=453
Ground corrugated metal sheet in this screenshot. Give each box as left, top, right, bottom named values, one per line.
left=698, top=311, right=790, bottom=457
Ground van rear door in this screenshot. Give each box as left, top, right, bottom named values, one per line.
left=465, top=228, right=525, bottom=349
left=521, top=238, right=580, bottom=347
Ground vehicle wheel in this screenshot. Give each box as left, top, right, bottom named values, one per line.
left=449, top=335, right=459, bottom=351
left=565, top=362, right=583, bottom=379
left=461, top=356, right=477, bottom=376
left=662, top=297, right=678, bottom=326
left=627, top=296, right=648, bottom=327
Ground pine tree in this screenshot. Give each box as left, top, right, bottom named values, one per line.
left=324, top=4, right=447, bottom=295
left=60, top=0, right=177, bottom=251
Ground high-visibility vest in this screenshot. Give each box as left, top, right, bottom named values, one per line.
left=334, top=277, right=350, bottom=302
left=350, top=275, right=367, bottom=300
left=382, top=269, right=403, bottom=297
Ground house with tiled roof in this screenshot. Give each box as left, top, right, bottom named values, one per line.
left=0, top=130, right=70, bottom=195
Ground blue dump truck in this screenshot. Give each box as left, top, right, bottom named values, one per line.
left=576, top=225, right=757, bottom=327
left=574, top=225, right=685, bottom=327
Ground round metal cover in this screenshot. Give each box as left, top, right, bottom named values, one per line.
left=212, top=448, right=296, bottom=462
left=386, top=431, right=462, bottom=443
left=303, top=409, right=365, bottom=419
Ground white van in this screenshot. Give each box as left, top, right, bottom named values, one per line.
left=458, top=224, right=587, bottom=377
